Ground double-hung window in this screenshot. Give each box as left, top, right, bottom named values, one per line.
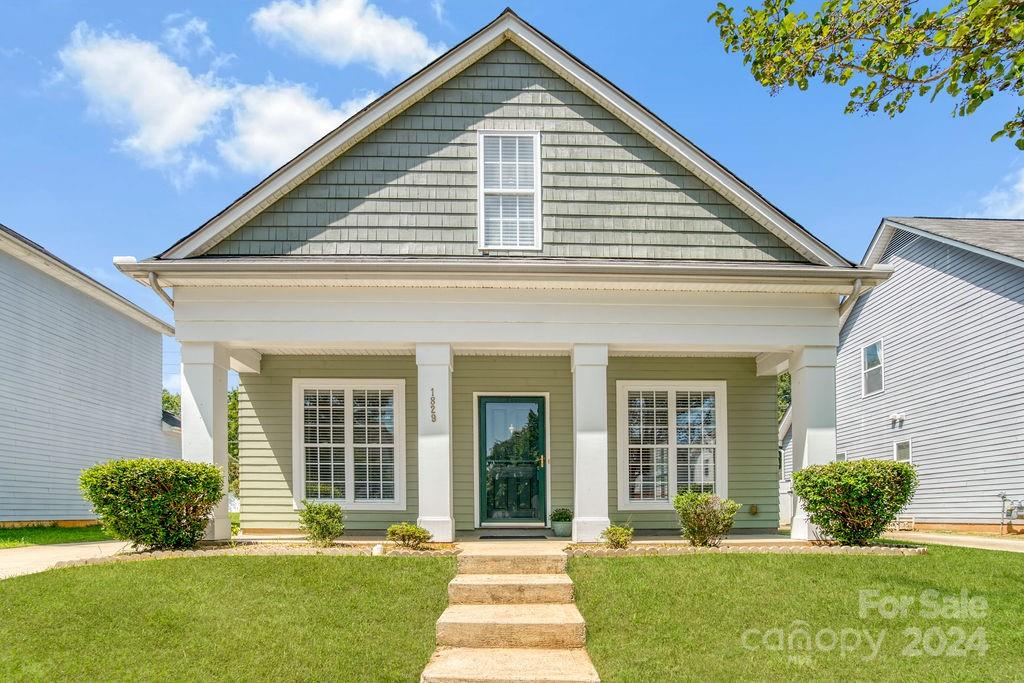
left=616, top=381, right=728, bottom=510
left=292, top=379, right=405, bottom=510
left=861, top=340, right=884, bottom=396
left=478, top=131, right=541, bottom=250
left=894, top=440, right=912, bottom=463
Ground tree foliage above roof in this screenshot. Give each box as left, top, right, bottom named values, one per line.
left=710, top=0, right=1024, bottom=148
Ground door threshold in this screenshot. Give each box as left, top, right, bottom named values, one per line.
left=479, top=523, right=547, bottom=528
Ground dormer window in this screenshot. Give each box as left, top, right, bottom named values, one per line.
left=478, top=131, right=541, bottom=250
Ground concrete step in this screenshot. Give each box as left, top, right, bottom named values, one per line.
left=449, top=573, right=574, bottom=605
left=421, top=647, right=600, bottom=683
left=457, top=554, right=566, bottom=575
left=436, top=604, right=586, bottom=648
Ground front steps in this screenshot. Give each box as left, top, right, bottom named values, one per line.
left=421, top=551, right=600, bottom=683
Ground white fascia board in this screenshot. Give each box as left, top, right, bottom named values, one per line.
left=0, top=229, right=173, bottom=336
left=160, top=12, right=849, bottom=267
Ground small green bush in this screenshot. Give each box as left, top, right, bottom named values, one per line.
left=792, top=459, right=918, bottom=545
left=673, top=492, right=742, bottom=547
left=551, top=508, right=573, bottom=522
left=387, top=522, right=432, bottom=548
left=298, top=501, right=345, bottom=546
left=600, top=523, right=633, bottom=549
left=80, top=458, right=223, bottom=550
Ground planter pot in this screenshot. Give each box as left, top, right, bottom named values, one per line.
left=551, top=521, right=572, bottom=537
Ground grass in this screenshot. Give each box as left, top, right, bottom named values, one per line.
left=0, top=525, right=111, bottom=549
left=571, top=545, right=1024, bottom=682
left=0, top=555, right=455, bottom=681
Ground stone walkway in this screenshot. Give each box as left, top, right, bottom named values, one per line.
left=0, top=540, right=130, bottom=580
left=421, top=540, right=599, bottom=682
left=886, top=531, right=1024, bottom=554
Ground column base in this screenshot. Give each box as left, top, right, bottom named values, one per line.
left=790, top=511, right=827, bottom=542
left=418, top=516, right=455, bottom=543
left=572, top=516, right=611, bottom=543
left=206, top=515, right=232, bottom=541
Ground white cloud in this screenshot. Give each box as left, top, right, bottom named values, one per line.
left=431, top=0, right=445, bottom=23
left=162, top=14, right=215, bottom=58
left=219, top=82, right=375, bottom=173
left=979, top=167, right=1024, bottom=218
left=163, top=371, right=181, bottom=394
left=251, top=0, right=444, bottom=75
left=58, top=22, right=231, bottom=178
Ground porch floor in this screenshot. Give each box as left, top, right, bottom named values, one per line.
left=233, top=531, right=803, bottom=546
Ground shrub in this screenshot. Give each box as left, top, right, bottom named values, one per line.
left=386, top=522, right=432, bottom=548
left=298, top=501, right=345, bottom=546
left=673, top=491, right=742, bottom=547
left=551, top=508, right=573, bottom=522
left=600, top=523, right=633, bottom=549
left=80, top=458, right=223, bottom=550
left=792, top=459, right=918, bottom=545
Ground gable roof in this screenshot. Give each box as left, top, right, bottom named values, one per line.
left=160, top=8, right=850, bottom=267
left=863, top=217, right=1024, bottom=270
left=0, top=222, right=173, bottom=335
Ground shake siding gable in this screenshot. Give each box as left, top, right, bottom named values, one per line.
left=837, top=232, right=1024, bottom=524
left=207, top=42, right=807, bottom=262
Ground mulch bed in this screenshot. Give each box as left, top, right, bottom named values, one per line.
left=565, top=543, right=926, bottom=557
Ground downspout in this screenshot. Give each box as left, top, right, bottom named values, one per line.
left=837, top=277, right=862, bottom=320
left=148, top=272, right=174, bottom=310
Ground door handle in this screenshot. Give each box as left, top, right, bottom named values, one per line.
left=535, top=455, right=545, bottom=468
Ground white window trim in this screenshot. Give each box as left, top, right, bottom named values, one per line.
left=291, top=378, right=406, bottom=511
left=616, top=380, right=728, bottom=511
left=861, top=338, right=885, bottom=397
left=836, top=452, right=848, bottom=462
left=893, top=439, right=912, bottom=464
left=477, top=130, right=542, bottom=252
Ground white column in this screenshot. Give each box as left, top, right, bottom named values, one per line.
left=571, top=344, right=611, bottom=542
left=180, top=342, right=231, bottom=540
left=789, top=345, right=838, bottom=541
left=416, top=343, right=454, bottom=542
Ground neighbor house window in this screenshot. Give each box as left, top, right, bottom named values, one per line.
left=894, top=440, right=912, bottom=463
left=617, top=381, right=728, bottom=510
left=292, top=380, right=405, bottom=510
left=836, top=452, right=847, bottom=462
left=861, top=340, right=884, bottom=396
left=478, top=131, right=541, bottom=250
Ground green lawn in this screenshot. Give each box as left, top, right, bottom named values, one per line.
left=0, top=556, right=456, bottom=682
left=0, top=525, right=111, bottom=549
left=571, top=546, right=1024, bottom=682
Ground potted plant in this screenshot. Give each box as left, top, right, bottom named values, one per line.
left=550, top=508, right=573, bottom=537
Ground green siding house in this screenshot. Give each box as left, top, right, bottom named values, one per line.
left=116, top=10, right=889, bottom=542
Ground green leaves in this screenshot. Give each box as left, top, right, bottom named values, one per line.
left=298, top=501, right=345, bottom=546
left=673, top=492, right=742, bottom=546
left=708, top=0, right=1024, bottom=148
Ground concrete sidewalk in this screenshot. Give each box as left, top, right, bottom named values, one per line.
left=886, top=531, right=1024, bottom=554
left=0, top=540, right=130, bottom=580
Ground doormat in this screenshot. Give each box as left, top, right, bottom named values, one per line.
left=478, top=535, right=549, bottom=539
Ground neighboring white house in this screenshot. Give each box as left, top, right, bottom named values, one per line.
left=781, top=217, right=1024, bottom=532
left=0, top=223, right=178, bottom=524
left=115, top=9, right=890, bottom=542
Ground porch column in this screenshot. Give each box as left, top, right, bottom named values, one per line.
left=180, top=342, right=231, bottom=540
left=571, top=344, right=611, bottom=542
left=416, top=343, right=455, bottom=542
left=789, top=345, right=838, bottom=541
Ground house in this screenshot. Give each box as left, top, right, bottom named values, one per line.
left=0, top=223, right=178, bottom=525
left=836, top=217, right=1024, bottom=532
left=114, top=10, right=889, bottom=542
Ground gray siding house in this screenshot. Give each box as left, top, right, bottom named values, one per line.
left=782, top=217, right=1024, bottom=530
left=116, top=10, right=888, bottom=542
left=0, top=223, right=178, bottom=524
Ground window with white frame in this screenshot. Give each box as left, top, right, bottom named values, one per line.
left=478, top=132, right=540, bottom=250
left=836, top=452, right=847, bottom=462
left=617, top=382, right=727, bottom=509
left=861, top=340, right=884, bottom=396
left=894, top=440, right=912, bottom=463
left=293, top=380, right=405, bottom=510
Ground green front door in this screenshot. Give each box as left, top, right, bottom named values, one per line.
left=479, top=396, right=546, bottom=524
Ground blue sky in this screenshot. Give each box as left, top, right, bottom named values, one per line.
left=2, top=1, right=1022, bottom=391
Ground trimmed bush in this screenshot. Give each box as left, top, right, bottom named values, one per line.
left=298, top=501, right=345, bottom=546
left=792, top=459, right=918, bottom=545
left=80, top=458, right=223, bottom=550
left=600, top=523, right=633, bottom=549
left=387, top=522, right=432, bottom=548
left=673, top=492, right=741, bottom=547
left=551, top=508, right=573, bottom=522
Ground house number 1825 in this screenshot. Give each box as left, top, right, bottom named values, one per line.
left=430, top=388, right=437, bottom=423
